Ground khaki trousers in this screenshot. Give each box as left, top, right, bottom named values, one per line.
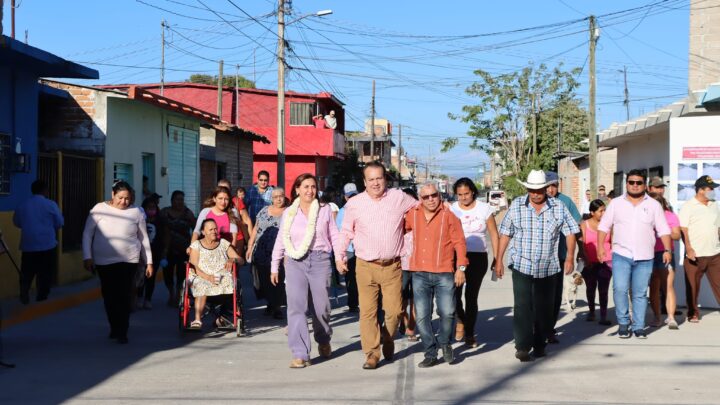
left=356, top=259, right=403, bottom=360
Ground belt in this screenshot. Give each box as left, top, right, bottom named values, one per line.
left=365, top=257, right=400, bottom=266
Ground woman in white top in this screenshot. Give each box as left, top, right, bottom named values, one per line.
left=82, top=181, right=153, bottom=344
left=449, top=178, right=500, bottom=347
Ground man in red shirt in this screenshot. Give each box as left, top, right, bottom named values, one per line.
left=405, top=182, right=468, bottom=367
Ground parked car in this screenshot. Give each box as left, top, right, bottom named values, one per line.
left=487, top=190, right=508, bottom=214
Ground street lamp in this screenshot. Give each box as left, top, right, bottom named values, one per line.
left=277, top=3, right=333, bottom=190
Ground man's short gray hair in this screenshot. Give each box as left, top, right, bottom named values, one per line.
left=419, top=181, right=438, bottom=193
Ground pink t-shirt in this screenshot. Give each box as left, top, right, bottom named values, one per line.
left=583, top=222, right=612, bottom=264
left=655, top=210, right=680, bottom=252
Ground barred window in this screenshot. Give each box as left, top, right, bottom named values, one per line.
left=289, top=102, right=315, bottom=126
left=0, top=133, right=11, bottom=195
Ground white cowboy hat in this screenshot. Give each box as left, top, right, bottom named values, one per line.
left=517, top=170, right=554, bottom=190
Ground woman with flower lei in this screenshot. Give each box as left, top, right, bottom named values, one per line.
left=270, top=173, right=345, bottom=368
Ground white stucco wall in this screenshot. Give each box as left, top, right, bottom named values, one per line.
left=669, top=115, right=720, bottom=309
left=104, top=98, right=201, bottom=209
left=615, top=129, right=670, bottom=188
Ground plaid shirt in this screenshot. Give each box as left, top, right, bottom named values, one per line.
left=499, top=195, right=580, bottom=278
left=246, top=184, right=274, bottom=224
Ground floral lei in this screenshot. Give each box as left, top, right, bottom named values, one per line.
left=282, top=198, right=319, bottom=259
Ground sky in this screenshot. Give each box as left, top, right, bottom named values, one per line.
left=1, top=0, right=693, bottom=179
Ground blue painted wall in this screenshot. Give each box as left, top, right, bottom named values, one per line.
left=0, top=67, right=39, bottom=212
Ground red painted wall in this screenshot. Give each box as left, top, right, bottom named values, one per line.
left=252, top=155, right=321, bottom=193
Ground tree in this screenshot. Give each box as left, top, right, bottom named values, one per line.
left=187, top=73, right=256, bottom=89
left=445, top=63, right=587, bottom=184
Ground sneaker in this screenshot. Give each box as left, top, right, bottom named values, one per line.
left=634, top=330, right=647, bottom=339
left=418, top=357, right=439, bottom=368
left=441, top=345, right=454, bottom=364
left=667, top=318, right=679, bottom=330
left=532, top=347, right=546, bottom=358
left=618, top=325, right=631, bottom=339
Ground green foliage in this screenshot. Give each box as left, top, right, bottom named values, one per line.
left=446, top=63, right=587, bottom=177
left=187, top=73, right=256, bottom=89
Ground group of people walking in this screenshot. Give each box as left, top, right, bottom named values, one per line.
left=13, top=161, right=720, bottom=368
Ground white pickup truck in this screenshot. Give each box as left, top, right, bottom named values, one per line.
left=487, top=190, right=508, bottom=214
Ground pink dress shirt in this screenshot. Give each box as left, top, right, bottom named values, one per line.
left=598, top=194, right=670, bottom=261
left=271, top=203, right=343, bottom=273
left=340, top=188, right=418, bottom=261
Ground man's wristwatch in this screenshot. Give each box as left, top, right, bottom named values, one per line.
left=458, top=265, right=467, bottom=272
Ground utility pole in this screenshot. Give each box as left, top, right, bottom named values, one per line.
left=531, top=93, right=537, bottom=160
left=217, top=60, right=224, bottom=118
left=622, top=65, right=630, bottom=121
left=588, top=16, right=599, bottom=200
left=160, top=20, right=165, bottom=96
left=398, top=124, right=402, bottom=183
left=11, top=0, right=15, bottom=39
left=277, top=0, right=286, bottom=190
left=370, top=80, right=376, bottom=162
left=253, top=49, right=256, bottom=84
left=235, top=64, right=240, bottom=125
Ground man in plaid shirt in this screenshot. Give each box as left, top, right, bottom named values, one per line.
left=495, top=170, right=580, bottom=362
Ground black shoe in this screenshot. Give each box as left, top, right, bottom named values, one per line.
left=634, top=330, right=647, bottom=339
left=515, top=350, right=534, bottom=362
left=547, top=336, right=560, bottom=344
left=532, top=348, right=546, bottom=358
left=418, top=357, right=440, bottom=368
left=618, top=325, right=631, bottom=339
left=263, top=307, right=273, bottom=316
left=598, top=319, right=612, bottom=326
left=117, top=336, right=129, bottom=344
left=19, top=293, right=29, bottom=305
left=441, top=345, right=454, bottom=364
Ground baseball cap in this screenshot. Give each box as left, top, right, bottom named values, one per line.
left=544, top=171, right=559, bottom=185
left=695, top=175, right=719, bottom=189
left=343, top=183, right=358, bottom=197
left=649, top=176, right=666, bottom=188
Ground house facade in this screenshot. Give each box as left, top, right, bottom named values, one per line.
left=101, top=83, right=346, bottom=192
left=0, top=36, right=98, bottom=298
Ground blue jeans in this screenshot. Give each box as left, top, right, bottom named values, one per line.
left=412, top=272, right=456, bottom=359
left=612, top=253, right=653, bottom=331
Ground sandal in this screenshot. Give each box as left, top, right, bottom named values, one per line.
left=406, top=331, right=419, bottom=342
left=190, top=320, right=202, bottom=329
left=688, top=316, right=700, bottom=323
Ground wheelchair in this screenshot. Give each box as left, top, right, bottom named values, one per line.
left=178, top=262, right=246, bottom=337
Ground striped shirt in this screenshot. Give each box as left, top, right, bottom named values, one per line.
left=499, top=195, right=580, bottom=278
left=340, top=188, right=418, bottom=261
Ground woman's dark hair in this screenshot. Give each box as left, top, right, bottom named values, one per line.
left=171, top=190, right=185, bottom=201
left=291, top=173, right=319, bottom=201
left=607, top=189, right=616, bottom=199
left=589, top=199, right=605, bottom=213
left=112, top=180, right=133, bottom=194
left=402, top=187, right=418, bottom=200
left=200, top=218, right=217, bottom=234
left=202, top=187, right=239, bottom=225
left=648, top=192, right=672, bottom=212
left=453, top=177, right=478, bottom=200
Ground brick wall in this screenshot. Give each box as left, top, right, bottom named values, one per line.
left=216, top=133, right=254, bottom=191
left=689, top=0, right=720, bottom=92
left=39, top=81, right=105, bottom=155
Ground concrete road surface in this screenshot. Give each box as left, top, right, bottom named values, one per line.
left=2, top=262, right=720, bottom=404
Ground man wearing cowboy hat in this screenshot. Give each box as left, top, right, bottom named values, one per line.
left=495, top=170, right=580, bottom=362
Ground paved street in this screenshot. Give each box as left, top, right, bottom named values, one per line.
left=2, top=262, right=720, bottom=405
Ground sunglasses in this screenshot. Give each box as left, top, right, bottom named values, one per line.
left=627, top=180, right=645, bottom=186
left=420, top=192, right=440, bottom=201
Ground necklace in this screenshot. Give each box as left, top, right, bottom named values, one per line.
left=282, top=198, right=319, bottom=259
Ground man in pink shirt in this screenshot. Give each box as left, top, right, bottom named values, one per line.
left=340, top=162, right=418, bottom=370
left=597, top=169, right=672, bottom=339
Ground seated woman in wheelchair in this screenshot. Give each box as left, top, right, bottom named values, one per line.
left=188, top=218, right=243, bottom=328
